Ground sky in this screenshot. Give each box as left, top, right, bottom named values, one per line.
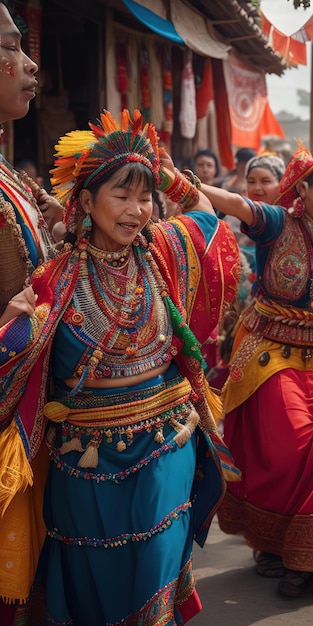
left=261, top=0, right=312, bottom=120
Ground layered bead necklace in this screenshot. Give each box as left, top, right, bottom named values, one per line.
left=68, top=240, right=172, bottom=379
left=87, top=241, right=131, bottom=268
left=87, top=242, right=143, bottom=320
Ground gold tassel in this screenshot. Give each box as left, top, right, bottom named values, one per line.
left=154, top=430, right=165, bottom=444
left=171, top=409, right=199, bottom=448
left=116, top=439, right=127, bottom=452
left=77, top=440, right=99, bottom=468
left=0, top=419, right=33, bottom=516
left=43, top=401, right=69, bottom=423
left=59, top=438, right=84, bottom=455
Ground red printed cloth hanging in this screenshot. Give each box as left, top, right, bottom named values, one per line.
left=223, top=54, right=285, bottom=151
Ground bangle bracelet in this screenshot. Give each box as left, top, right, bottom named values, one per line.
left=159, top=167, right=199, bottom=209
left=182, top=169, right=201, bottom=190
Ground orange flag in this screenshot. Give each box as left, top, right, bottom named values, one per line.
left=288, top=38, right=307, bottom=65
left=261, top=12, right=272, bottom=38
left=272, top=26, right=289, bottom=58
left=271, top=27, right=306, bottom=65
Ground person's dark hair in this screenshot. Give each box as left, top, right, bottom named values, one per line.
left=0, top=0, right=28, bottom=33
left=193, top=149, right=221, bottom=178
left=235, top=148, right=257, bottom=163
left=86, top=161, right=155, bottom=199
left=152, top=189, right=166, bottom=220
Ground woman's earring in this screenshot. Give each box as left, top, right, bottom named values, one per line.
left=82, top=211, right=92, bottom=231
left=78, top=211, right=92, bottom=253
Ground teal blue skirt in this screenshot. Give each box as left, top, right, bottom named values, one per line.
left=39, top=371, right=223, bottom=625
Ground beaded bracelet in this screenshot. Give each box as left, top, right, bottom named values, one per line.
left=159, top=167, right=199, bottom=210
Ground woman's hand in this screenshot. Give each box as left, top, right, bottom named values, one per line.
left=35, top=189, right=64, bottom=233
left=0, top=286, right=38, bottom=327
left=159, top=147, right=176, bottom=176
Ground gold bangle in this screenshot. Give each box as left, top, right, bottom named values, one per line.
left=182, top=169, right=201, bottom=190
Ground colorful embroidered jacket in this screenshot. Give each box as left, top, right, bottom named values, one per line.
left=0, top=212, right=240, bottom=515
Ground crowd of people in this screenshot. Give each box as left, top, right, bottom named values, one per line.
left=1, top=0, right=313, bottom=624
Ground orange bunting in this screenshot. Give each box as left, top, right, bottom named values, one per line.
left=261, top=10, right=308, bottom=66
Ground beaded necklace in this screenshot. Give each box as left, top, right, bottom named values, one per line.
left=67, top=242, right=173, bottom=379
left=90, top=251, right=143, bottom=319
left=87, top=241, right=131, bottom=268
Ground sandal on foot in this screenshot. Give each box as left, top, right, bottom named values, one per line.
left=255, top=552, right=286, bottom=578
left=278, top=570, right=312, bottom=597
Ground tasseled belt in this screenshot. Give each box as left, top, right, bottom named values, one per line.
left=44, top=377, right=199, bottom=468
left=44, top=377, right=192, bottom=426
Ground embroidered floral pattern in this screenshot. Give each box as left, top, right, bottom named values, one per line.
left=262, top=214, right=309, bottom=302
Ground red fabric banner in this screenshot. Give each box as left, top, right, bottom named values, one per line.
left=211, top=58, right=234, bottom=171
left=195, top=58, right=214, bottom=119
left=223, top=56, right=285, bottom=151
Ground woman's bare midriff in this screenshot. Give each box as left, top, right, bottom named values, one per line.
left=64, top=361, right=171, bottom=389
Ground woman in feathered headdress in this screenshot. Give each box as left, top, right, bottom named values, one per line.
left=0, top=107, right=240, bottom=624
left=200, top=141, right=313, bottom=598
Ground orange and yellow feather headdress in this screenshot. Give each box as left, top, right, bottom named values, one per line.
left=50, top=109, right=160, bottom=230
